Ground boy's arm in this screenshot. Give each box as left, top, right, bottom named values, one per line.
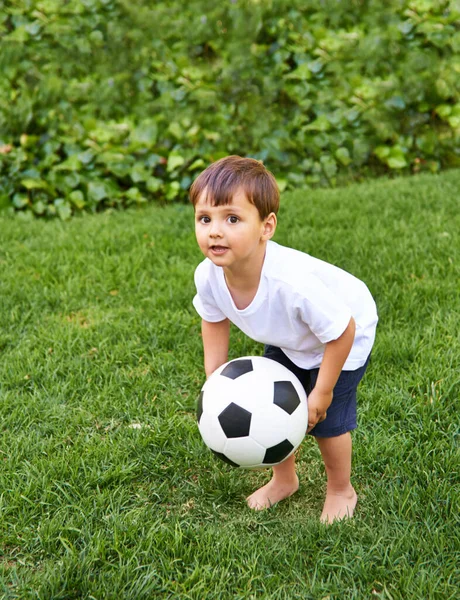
left=201, top=318, right=230, bottom=379
left=307, top=316, right=356, bottom=432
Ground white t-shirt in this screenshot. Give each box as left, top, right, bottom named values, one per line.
left=193, top=241, right=378, bottom=370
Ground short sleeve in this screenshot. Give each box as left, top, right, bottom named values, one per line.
left=193, top=261, right=227, bottom=323
left=294, top=276, right=352, bottom=344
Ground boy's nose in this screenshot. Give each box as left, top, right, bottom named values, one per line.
left=209, top=222, right=223, bottom=238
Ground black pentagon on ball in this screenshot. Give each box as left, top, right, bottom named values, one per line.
left=273, top=381, right=301, bottom=415
left=263, top=439, right=294, bottom=464
left=211, top=450, right=240, bottom=467
left=196, top=391, right=204, bottom=422
left=218, top=402, right=252, bottom=438
left=221, top=359, right=253, bottom=380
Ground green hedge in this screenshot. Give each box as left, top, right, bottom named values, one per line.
left=1, top=0, right=459, bottom=218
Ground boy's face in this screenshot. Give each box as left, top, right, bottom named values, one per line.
left=194, top=188, right=276, bottom=271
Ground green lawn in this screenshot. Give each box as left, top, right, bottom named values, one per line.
left=0, top=171, right=459, bottom=599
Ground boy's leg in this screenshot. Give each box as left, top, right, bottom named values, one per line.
left=255, top=347, right=369, bottom=516
left=246, top=453, right=299, bottom=510
left=309, top=357, right=370, bottom=522
left=316, top=432, right=357, bottom=523
left=246, top=345, right=306, bottom=510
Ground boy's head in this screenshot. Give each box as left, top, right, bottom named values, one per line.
left=189, top=155, right=279, bottom=220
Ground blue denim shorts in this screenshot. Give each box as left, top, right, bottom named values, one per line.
left=263, top=345, right=370, bottom=438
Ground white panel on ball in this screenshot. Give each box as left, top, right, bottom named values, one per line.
left=249, top=403, right=289, bottom=447
left=198, top=412, right=227, bottom=452
left=202, top=375, right=236, bottom=417
left=287, top=403, right=310, bottom=445
left=223, top=437, right=266, bottom=468
left=230, top=372, right=274, bottom=414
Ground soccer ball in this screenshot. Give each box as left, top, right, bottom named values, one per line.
left=196, top=356, right=308, bottom=468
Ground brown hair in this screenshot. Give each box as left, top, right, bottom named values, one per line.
left=189, top=155, right=280, bottom=219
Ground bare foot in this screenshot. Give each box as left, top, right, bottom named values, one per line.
left=320, top=486, right=357, bottom=524
left=246, top=475, right=299, bottom=510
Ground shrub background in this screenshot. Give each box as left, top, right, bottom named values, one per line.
left=1, top=0, right=459, bottom=218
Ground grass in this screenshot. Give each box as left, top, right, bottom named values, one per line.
left=0, top=170, right=459, bottom=599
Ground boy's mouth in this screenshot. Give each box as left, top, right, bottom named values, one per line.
left=210, top=245, right=228, bottom=254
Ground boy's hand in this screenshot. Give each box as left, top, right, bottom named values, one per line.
left=306, top=317, right=356, bottom=433
left=306, top=388, right=333, bottom=432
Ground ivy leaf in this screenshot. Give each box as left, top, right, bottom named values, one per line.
left=320, top=155, right=338, bottom=179
left=7, top=25, right=29, bottom=43
left=131, top=122, right=158, bottom=146
left=130, top=164, right=150, bottom=183
left=145, top=154, right=163, bottom=169
left=167, top=154, right=185, bottom=172
left=285, top=63, right=312, bottom=81
left=374, top=146, right=390, bottom=160
left=180, top=175, right=192, bottom=190
left=62, top=173, right=80, bottom=189
left=69, top=190, right=86, bottom=209
left=54, top=155, right=82, bottom=172
left=77, top=150, right=95, bottom=165
left=54, top=198, right=72, bottom=220
left=12, top=194, right=29, bottom=209
left=21, top=179, right=50, bottom=191
left=146, top=177, right=162, bottom=193
left=188, top=158, right=205, bottom=171
left=32, top=201, right=46, bottom=215
left=385, top=96, right=406, bottom=110
left=387, top=147, right=408, bottom=169
left=335, top=147, right=352, bottom=166
left=89, top=30, right=104, bottom=45
left=304, top=115, right=331, bottom=132
left=88, top=182, right=108, bottom=203
left=435, top=79, right=451, bottom=100
left=447, top=104, right=460, bottom=128
left=168, top=122, right=183, bottom=140
left=387, top=156, right=407, bottom=169
left=125, top=187, right=147, bottom=203
left=307, top=59, right=324, bottom=74
left=165, top=181, right=180, bottom=201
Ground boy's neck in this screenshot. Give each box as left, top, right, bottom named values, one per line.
left=223, top=241, right=267, bottom=292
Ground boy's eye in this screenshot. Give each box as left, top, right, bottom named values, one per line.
left=228, top=216, right=239, bottom=224
left=198, top=216, right=210, bottom=224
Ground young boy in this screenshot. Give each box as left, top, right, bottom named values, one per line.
left=190, top=156, right=378, bottom=523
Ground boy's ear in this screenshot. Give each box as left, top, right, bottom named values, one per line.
left=262, top=212, right=277, bottom=240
